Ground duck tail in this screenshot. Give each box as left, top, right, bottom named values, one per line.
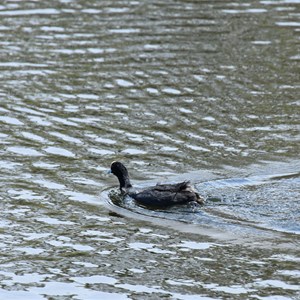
left=195, top=193, right=205, bottom=205
left=177, top=181, right=190, bottom=192
left=171, top=181, right=191, bottom=202
left=180, top=181, right=205, bottom=205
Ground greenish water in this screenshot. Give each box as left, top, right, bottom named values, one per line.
left=0, top=0, right=299, bottom=299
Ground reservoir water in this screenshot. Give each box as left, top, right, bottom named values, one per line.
left=0, top=0, right=299, bottom=299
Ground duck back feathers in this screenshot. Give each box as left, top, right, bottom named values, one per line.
left=129, top=181, right=203, bottom=207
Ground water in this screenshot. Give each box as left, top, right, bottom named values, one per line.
left=0, top=0, right=300, bottom=299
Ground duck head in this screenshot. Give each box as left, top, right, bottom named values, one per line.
left=110, top=161, right=132, bottom=191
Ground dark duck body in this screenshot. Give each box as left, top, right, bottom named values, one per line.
left=109, top=161, right=204, bottom=207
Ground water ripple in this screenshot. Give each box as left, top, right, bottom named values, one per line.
left=1, top=0, right=299, bottom=299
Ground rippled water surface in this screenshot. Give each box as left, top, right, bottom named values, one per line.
left=1, top=0, right=300, bottom=299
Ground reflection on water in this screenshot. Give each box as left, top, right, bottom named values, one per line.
left=1, top=0, right=300, bottom=299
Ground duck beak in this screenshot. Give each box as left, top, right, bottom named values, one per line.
left=106, top=169, right=112, bottom=174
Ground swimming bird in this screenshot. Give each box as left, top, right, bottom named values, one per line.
left=109, top=161, right=204, bottom=207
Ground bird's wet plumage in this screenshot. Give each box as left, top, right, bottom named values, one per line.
left=109, top=161, right=204, bottom=207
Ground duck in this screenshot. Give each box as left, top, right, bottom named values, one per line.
left=109, top=161, right=204, bottom=207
